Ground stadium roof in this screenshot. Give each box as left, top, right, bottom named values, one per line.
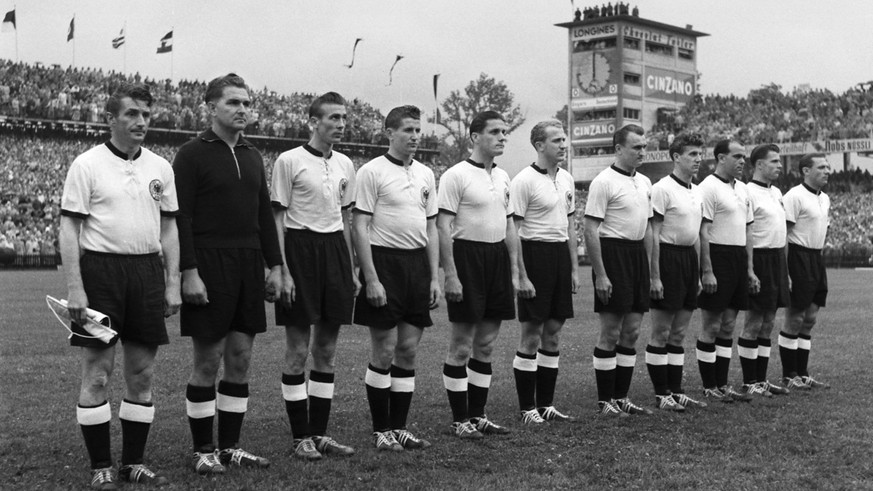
left=556, top=14, right=709, bottom=38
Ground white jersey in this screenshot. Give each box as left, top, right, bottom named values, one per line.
left=747, top=180, right=787, bottom=248
left=699, top=173, right=753, bottom=247
left=437, top=159, right=513, bottom=243
left=61, top=142, right=178, bottom=254
left=783, top=183, right=830, bottom=249
left=584, top=165, right=652, bottom=241
left=651, top=174, right=702, bottom=246
left=354, top=154, right=437, bottom=249
left=510, top=164, right=575, bottom=242
left=271, top=144, right=356, bottom=233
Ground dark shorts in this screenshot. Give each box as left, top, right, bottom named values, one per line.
left=593, top=238, right=650, bottom=314
left=518, top=240, right=574, bottom=322
left=698, top=244, right=749, bottom=312
left=180, top=248, right=267, bottom=340
left=651, top=243, right=698, bottom=312
left=275, top=229, right=354, bottom=327
left=71, top=251, right=167, bottom=348
left=749, top=248, right=790, bottom=312
left=447, top=239, right=515, bottom=323
left=788, top=244, right=828, bottom=309
left=354, top=246, right=434, bottom=329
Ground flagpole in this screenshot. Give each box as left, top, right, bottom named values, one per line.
left=123, top=21, right=127, bottom=74
left=72, top=14, right=75, bottom=67
left=13, top=4, right=17, bottom=62
left=170, top=26, right=174, bottom=82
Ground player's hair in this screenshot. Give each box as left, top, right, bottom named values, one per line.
left=204, top=73, right=248, bottom=103
left=749, top=143, right=780, bottom=166
left=798, top=152, right=827, bottom=172
left=469, top=110, right=505, bottom=138
left=105, top=83, right=153, bottom=116
left=668, top=132, right=705, bottom=161
left=384, top=105, right=421, bottom=130
left=612, top=124, right=645, bottom=147
left=712, top=139, right=736, bottom=161
left=530, top=120, right=565, bottom=148
left=309, top=92, right=346, bottom=119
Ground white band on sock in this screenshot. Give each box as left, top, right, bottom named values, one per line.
left=737, top=346, right=758, bottom=360
left=536, top=352, right=559, bottom=369
left=778, top=335, right=798, bottom=349
left=308, top=380, right=334, bottom=399
left=592, top=355, right=617, bottom=371
left=512, top=355, right=537, bottom=372
left=616, top=353, right=636, bottom=368
left=798, top=338, right=811, bottom=350
left=365, top=369, right=391, bottom=389
left=668, top=352, right=684, bottom=366
left=715, top=346, right=732, bottom=358
left=695, top=349, right=716, bottom=363
left=645, top=352, right=667, bottom=366
left=390, top=376, right=415, bottom=393
left=186, top=399, right=215, bottom=419
left=77, top=402, right=111, bottom=426
left=442, top=374, right=468, bottom=392
left=217, top=393, right=248, bottom=413
left=119, top=400, right=154, bottom=424
left=758, top=346, right=771, bottom=358
left=467, top=367, right=492, bottom=388
left=281, top=383, right=307, bottom=402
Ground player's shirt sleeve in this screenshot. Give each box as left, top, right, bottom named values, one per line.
left=645, top=179, right=654, bottom=219
left=172, top=145, right=199, bottom=270
left=783, top=192, right=798, bottom=224
left=425, top=168, right=438, bottom=218
left=583, top=177, right=608, bottom=221
left=60, top=157, right=91, bottom=218
left=745, top=187, right=754, bottom=225
left=565, top=172, right=576, bottom=216
left=341, top=158, right=356, bottom=210
left=509, top=174, right=528, bottom=219
left=700, top=181, right=716, bottom=222
left=257, top=156, right=283, bottom=268
left=501, top=171, right=514, bottom=217
left=353, top=164, right=377, bottom=215
left=270, top=153, right=292, bottom=210
left=437, top=169, right=461, bottom=215
left=651, top=183, right=667, bottom=219
left=159, top=159, right=179, bottom=216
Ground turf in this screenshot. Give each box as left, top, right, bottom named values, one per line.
left=2, top=268, right=871, bottom=490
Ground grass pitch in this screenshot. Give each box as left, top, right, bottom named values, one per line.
left=2, top=268, right=872, bottom=490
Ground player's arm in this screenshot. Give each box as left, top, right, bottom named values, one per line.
left=566, top=216, right=580, bottom=294
left=746, top=222, right=759, bottom=294
left=59, top=215, right=88, bottom=325
left=699, top=220, right=716, bottom=294
left=583, top=216, right=610, bottom=304
left=342, top=206, right=361, bottom=297
left=426, top=217, right=441, bottom=308
left=352, top=210, right=385, bottom=307
left=437, top=212, right=462, bottom=302
left=513, top=216, right=535, bottom=299
left=272, top=207, right=294, bottom=308
left=160, top=216, right=182, bottom=317
left=257, top=164, right=283, bottom=303
left=785, top=221, right=794, bottom=291
left=505, top=214, right=520, bottom=294
left=173, top=148, right=208, bottom=305
left=649, top=215, right=664, bottom=300
left=693, top=237, right=702, bottom=294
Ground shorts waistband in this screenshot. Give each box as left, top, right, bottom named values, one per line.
left=454, top=238, right=505, bottom=247
left=754, top=247, right=785, bottom=254
left=286, top=228, right=343, bottom=238
left=521, top=239, right=568, bottom=246
left=660, top=242, right=695, bottom=251
left=600, top=237, right=644, bottom=247
left=372, top=245, right=426, bottom=256
left=788, top=243, right=822, bottom=253
left=709, top=244, right=745, bottom=252
left=83, top=250, right=159, bottom=259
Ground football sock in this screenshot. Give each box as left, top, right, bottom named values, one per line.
left=737, top=337, right=758, bottom=385
left=442, top=363, right=468, bottom=422
left=797, top=334, right=811, bottom=377
left=307, top=370, right=334, bottom=437
left=389, top=365, right=415, bottom=430
left=778, top=331, right=798, bottom=378
left=281, top=372, right=309, bottom=439
left=666, top=343, right=685, bottom=394
left=77, top=401, right=112, bottom=469
left=119, top=399, right=154, bottom=466
left=645, top=344, right=669, bottom=396
left=217, top=381, right=248, bottom=450
left=467, top=358, right=492, bottom=419
left=186, top=384, right=216, bottom=452
left=756, top=337, right=771, bottom=382
left=695, top=340, right=717, bottom=389
left=535, top=349, right=559, bottom=408
left=614, top=345, right=636, bottom=399
left=512, top=351, right=537, bottom=411
left=714, top=337, right=733, bottom=388
left=365, top=364, right=391, bottom=432
left=592, top=347, right=616, bottom=402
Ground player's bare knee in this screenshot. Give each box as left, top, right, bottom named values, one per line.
left=371, top=343, right=395, bottom=369
left=446, top=343, right=472, bottom=365
left=284, top=347, right=309, bottom=374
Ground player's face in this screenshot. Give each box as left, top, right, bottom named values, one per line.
left=472, top=119, right=508, bottom=157
left=805, top=157, right=831, bottom=189
left=311, top=103, right=347, bottom=145
left=722, top=142, right=746, bottom=179
left=387, top=117, right=421, bottom=158
left=210, top=86, right=251, bottom=133
left=538, top=126, right=568, bottom=165
left=616, top=132, right=647, bottom=169
left=758, top=151, right=782, bottom=181
left=107, top=97, right=150, bottom=148
left=675, top=145, right=702, bottom=177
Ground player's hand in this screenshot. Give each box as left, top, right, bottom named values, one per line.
left=788, top=275, right=792, bottom=292
left=182, top=269, right=209, bottom=305
left=264, top=267, right=282, bottom=303
left=365, top=279, right=388, bottom=307
left=429, top=279, right=441, bottom=309
left=697, top=279, right=703, bottom=296
left=517, top=276, right=536, bottom=300
left=571, top=272, right=580, bottom=294
left=280, top=271, right=295, bottom=309
left=67, top=288, right=89, bottom=325
left=748, top=271, right=761, bottom=295
left=164, top=282, right=182, bottom=317
left=444, top=275, right=463, bottom=303
left=352, top=273, right=362, bottom=298
left=594, top=273, right=612, bottom=304
left=650, top=277, right=664, bottom=300
left=701, top=271, right=717, bottom=294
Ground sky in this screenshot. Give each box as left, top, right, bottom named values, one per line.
left=2, top=0, right=872, bottom=175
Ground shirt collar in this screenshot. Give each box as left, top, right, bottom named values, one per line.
left=712, top=172, right=732, bottom=184
left=802, top=182, right=821, bottom=195
left=199, top=128, right=253, bottom=147
left=751, top=179, right=770, bottom=188
left=384, top=153, right=406, bottom=166
left=610, top=164, right=634, bottom=177
left=304, top=143, right=331, bottom=159
left=466, top=158, right=496, bottom=169
left=670, top=173, right=691, bottom=189
left=105, top=141, right=141, bottom=161
left=531, top=163, right=548, bottom=174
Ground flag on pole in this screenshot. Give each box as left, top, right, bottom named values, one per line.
left=156, top=30, right=172, bottom=53
left=345, top=38, right=362, bottom=68
left=112, top=28, right=125, bottom=48
left=387, top=55, right=404, bottom=86
left=67, top=17, right=74, bottom=42
left=433, top=74, right=441, bottom=124
left=1, top=9, right=14, bottom=32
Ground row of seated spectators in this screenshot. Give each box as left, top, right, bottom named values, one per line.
left=1, top=134, right=868, bottom=261
left=0, top=59, right=396, bottom=146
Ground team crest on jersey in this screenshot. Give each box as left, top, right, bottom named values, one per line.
left=339, top=178, right=348, bottom=199
left=148, top=179, right=162, bottom=201
left=420, top=186, right=430, bottom=207
left=565, top=190, right=573, bottom=210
